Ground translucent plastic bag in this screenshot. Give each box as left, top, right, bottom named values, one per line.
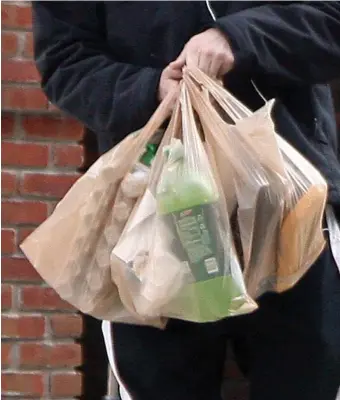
left=184, top=76, right=285, bottom=298
left=20, top=91, right=176, bottom=326
left=111, top=85, right=257, bottom=322
left=184, top=67, right=327, bottom=297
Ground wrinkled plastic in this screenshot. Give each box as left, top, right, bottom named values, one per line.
left=20, top=90, right=177, bottom=326
left=20, top=68, right=327, bottom=325
left=112, top=86, right=257, bottom=322
left=184, top=67, right=327, bottom=297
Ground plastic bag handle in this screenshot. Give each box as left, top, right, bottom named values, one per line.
left=129, top=86, right=178, bottom=163
left=111, top=86, right=179, bottom=182
left=183, top=74, right=261, bottom=183
left=183, top=67, right=252, bottom=122
left=181, top=82, right=232, bottom=211
left=148, top=99, right=182, bottom=193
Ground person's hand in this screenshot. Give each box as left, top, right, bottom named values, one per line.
left=158, top=63, right=182, bottom=103
left=171, top=28, right=235, bottom=78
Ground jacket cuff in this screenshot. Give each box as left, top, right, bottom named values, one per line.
left=215, top=14, right=257, bottom=75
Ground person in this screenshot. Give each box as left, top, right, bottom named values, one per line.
left=32, top=2, right=340, bottom=399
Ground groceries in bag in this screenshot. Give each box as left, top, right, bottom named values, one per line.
left=20, top=68, right=327, bottom=326
left=184, top=67, right=327, bottom=297
left=157, top=139, right=248, bottom=319
left=20, top=90, right=176, bottom=325
left=112, top=88, right=257, bottom=322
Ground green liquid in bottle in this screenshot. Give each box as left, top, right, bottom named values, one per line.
left=157, top=140, right=243, bottom=322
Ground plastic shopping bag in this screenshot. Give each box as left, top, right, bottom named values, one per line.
left=20, top=91, right=176, bottom=325
left=111, top=85, right=257, bottom=322
left=184, top=67, right=327, bottom=297
left=185, top=75, right=285, bottom=298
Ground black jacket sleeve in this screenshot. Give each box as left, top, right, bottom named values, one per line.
left=32, top=2, right=162, bottom=143
left=216, top=2, right=340, bottom=85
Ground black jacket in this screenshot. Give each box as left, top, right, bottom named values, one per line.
left=32, top=1, right=340, bottom=207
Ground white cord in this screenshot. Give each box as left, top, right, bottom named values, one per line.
left=251, top=79, right=267, bottom=104
left=205, top=0, right=217, bottom=21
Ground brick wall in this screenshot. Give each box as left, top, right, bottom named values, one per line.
left=2, top=2, right=83, bottom=399
left=1, top=2, right=340, bottom=400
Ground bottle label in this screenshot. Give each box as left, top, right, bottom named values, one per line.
left=165, top=204, right=224, bottom=282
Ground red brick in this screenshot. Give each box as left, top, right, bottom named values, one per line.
left=19, top=343, right=45, bottom=369
left=1, top=342, right=13, bottom=368
left=2, top=31, right=18, bottom=58
left=2, top=4, right=32, bottom=29
left=22, top=115, right=84, bottom=141
left=1, top=113, right=15, bottom=138
left=2, top=315, right=45, bottom=339
left=2, top=60, right=40, bottom=83
left=53, top=144, right=84, bottom=168
left=50, top=343, right=82, bottom=368
left=18, top=227, right=35, bottom=243
left=50, top=314, right=83, bottom=338
left=1, top=228, right=16, bottom=254
left=21, top=286, right=75, bottom=311
left=2, top=142, right=49, bottom=167
left=2, top=372, right=44, bottom=397
left=20, top=173, right=80, bottom=199
left=51, top=372, right=82, bottom=397
left=20, top=343, right=82, bottom=368
left=2, top=86, right=48, bottom=110
left=1, top=171, right=17, bottom=196
left=1, top=284, right=13, bottom=310
left=2, top=200, right=48, bottom=225
left=23, top=31, right=34, bottom=58
left=2, top=257, right=42, bottom=283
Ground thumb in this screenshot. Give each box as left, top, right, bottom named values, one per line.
left=164, top=64, right=183, bottom=80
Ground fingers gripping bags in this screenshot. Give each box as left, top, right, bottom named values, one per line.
left=112, top=85, right=257, bottom=322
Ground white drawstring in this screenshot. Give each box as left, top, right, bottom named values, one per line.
left=205, top=0, right=217, bottom=21
left=251, top=80, right=267, bottom=104
left=205, top=0, right=267, bottom=105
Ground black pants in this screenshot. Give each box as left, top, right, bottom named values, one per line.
left=112, top=244, right=340, bottom=400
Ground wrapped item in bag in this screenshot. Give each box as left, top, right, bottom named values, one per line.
left=185, top=67, right=327, bottom=295
left=185, top=76, right=285, bottom=298
left=229, top=107, right=288, bottom=297
left=112, top=87, right=257, bottom=322
left=231, top=98, right=326, bottom=293
left=274, top=136, right=327, bottom=291
left=112, top=143, right=158, bottom=227
left=20, top=91, right=176, bottom=326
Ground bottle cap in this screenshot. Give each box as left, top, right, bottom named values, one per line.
left=140, top=144, right=158, bottom=166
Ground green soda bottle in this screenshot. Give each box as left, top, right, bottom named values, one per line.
left=140, top=144, right=158, bottom=167
left=157, top=140, right=242, bottom=322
